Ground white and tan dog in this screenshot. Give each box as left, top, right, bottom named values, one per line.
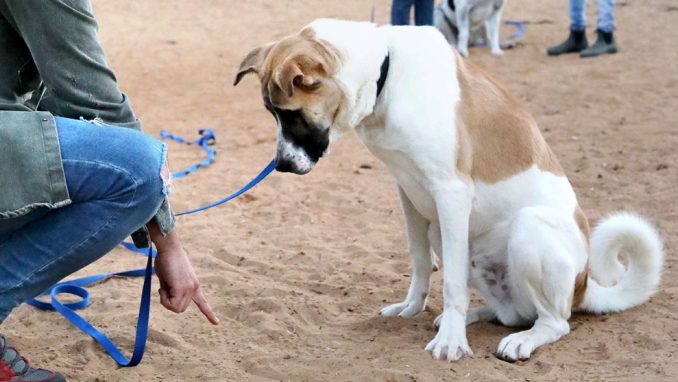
left=234, top=19, right=664, bottom=361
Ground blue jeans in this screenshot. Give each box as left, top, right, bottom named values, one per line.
left=0, top=117, right=167, bottom=323
left=570, top=0, right=615, bottom=32
left=391, top=0, right=434, bottom=26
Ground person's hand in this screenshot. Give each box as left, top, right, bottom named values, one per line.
left=148, top=222, right=219, bottom=325
left=153, top=246, right=219, bottom=325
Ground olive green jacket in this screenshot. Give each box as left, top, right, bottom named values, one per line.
left=0, top=0, right=174, bottom=240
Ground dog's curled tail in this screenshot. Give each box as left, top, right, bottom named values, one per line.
left=579, top=212, right=664, bottom=314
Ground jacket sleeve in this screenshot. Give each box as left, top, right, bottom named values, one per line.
left=1, top=0, right=175, bottom=241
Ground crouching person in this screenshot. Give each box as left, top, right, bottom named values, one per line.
left=0, top=1, right=218, bottom=381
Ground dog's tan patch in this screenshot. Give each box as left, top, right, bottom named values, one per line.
left=234, top=27, right=345, bottom=127
left=454, top=53, right=564, bottom=183
left=574, top=205, right=591, bottom=247
left=572, top=267, right=589, bottom=309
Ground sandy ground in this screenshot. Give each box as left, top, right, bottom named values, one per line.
left=4, top=0, right=678, bottom=381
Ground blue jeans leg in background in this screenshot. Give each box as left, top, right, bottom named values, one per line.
left=414, top=0, right=434, bottom=26
left=391, top=0, right=414, bottom=25
left=0, top=117, right=167, bottom=323
left=597, top=0, right=615, bottom=32
left=569, top=0, right=586, bottom=31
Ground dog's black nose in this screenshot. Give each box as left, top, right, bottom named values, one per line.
left=275, top=160, right=295, bottom=173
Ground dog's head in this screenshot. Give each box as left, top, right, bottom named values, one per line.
left=234, top=28, right=345, bottom=175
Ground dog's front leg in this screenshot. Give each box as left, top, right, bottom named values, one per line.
left=486, top=4, right=504, bottom=56
left=455, top=1, right=472, bottom=57
left=425, top=178, right=473, bottom=361
left=381, top=187, right=432, bottom=318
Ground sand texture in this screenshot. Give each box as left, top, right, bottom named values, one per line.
left=4, top=0, right=677, bottom=381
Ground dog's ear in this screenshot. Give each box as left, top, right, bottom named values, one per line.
left=234, top=43, right=274, bottom=86
left=273, top=57, right=322, bottom=98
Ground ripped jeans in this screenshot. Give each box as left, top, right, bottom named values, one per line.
left=0, top=117, right=167, bottom=323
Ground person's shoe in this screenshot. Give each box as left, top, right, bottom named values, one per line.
left=547, top=29, right=588, bottom=56
left=0, top=336, right=65, bottom=382
left=580, top=29, right=618, bottom=58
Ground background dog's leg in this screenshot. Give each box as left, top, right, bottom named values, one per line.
left=380, top=187, right=432, bottom=318
left=496, top=207, right=580, bottom=362
left=455, top=2, right=472, bottom=57
left=425, top=179, right=473, bottom=361
left=486, top=5, right=504, bottom=56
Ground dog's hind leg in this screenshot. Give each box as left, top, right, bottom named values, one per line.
left=495, top=207, right=585, bottom=361
left=380, top=187, right=432, bottom=318
left=486, top=1, right=505, bottom=56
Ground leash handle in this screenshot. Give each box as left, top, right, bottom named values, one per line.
left=29, top=245, right=155, bottom=367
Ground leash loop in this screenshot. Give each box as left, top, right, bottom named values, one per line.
left=28, top=245, right=155, bottom=367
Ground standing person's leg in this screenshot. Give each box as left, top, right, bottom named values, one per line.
left=391, top=0, right=415, bottom=26
left=570, top=0, right=587, bottom=32
left=581, top=0, right=617, bottom=57
left=547, top=0, right=589, bottom=55
left=597, top=0, right=615, bottom=32
left=414, top=0, right=434, bottom=26
left=0, top=117, right=167, bottom=322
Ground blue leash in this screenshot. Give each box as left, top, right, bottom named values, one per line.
left=159, top=128, right=217, bottom=180
left=28, top=129, right=275, bottom=367
left=505, top=19, right=526, bottom=41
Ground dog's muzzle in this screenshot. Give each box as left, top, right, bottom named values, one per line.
left=275, top=140, right=316, bottom=175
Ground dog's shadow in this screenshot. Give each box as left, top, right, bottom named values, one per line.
left=344, top=308, right=516, bottom=355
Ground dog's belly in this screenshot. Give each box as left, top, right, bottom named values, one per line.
left=469, top=6, right=494, bottom=30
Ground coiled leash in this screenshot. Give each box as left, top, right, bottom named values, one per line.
left=28, top=129, right=275, bottom=367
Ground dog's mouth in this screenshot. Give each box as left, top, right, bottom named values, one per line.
left=275, top=157, right=315, bottom=175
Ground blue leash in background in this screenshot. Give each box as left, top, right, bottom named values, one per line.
left=28, top=129, right=275, bottom=367
left=159, top=128, right=217, bottom=179
left=505, top=19, right=526, bottom=41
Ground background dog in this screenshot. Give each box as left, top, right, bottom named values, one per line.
left=235, top=19, right=664, bottom=362
left=434, top=0, right=506, bottom=56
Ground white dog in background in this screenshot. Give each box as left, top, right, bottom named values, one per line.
left=235, top=19, right=664, bottom=361
left=434, top=0, right=506, bottom=56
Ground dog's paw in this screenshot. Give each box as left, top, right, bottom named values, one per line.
left=496, top=332, right=535, bottom=362
left=380, top=298, right=426, bottom=318
left=425, top=313, right=472, bottom=361
left=491, top=48, right=504, bottom=57
left=458, top=47, right=469, bottom=57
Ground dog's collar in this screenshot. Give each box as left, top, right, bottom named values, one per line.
left=376, top=53, right=390, bottom=99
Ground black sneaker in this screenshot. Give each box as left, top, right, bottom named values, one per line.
left=547, top=29, right=588, bottom=56
left=0, top=336, right=65, bottom=382
left=580, top=29, right=618, bottom=58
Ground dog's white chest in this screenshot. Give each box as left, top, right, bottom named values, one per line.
left=357, top=125, right=440, bottom=222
